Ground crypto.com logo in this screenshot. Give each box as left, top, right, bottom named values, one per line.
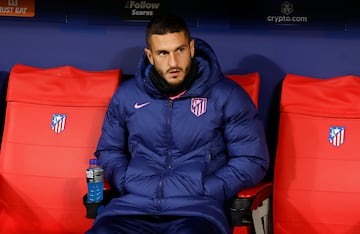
left=281, top=1, right=293, bottom=15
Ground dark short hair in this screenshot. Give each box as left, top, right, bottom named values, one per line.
left=146, top=14, right=191, bottom=48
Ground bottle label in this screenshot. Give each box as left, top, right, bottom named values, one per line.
left=86, top=168, right=104, bottom=183
left=86, top=167, right=104, bottom=202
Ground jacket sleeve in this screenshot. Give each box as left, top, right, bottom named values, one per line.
left=94, top=93, right=129, bottom=195
left=203, top=85, right=270, bottom=203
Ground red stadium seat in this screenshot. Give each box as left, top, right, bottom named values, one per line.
left=226, top=73, right=260, bottom=108
left=0, top=64, right=121, bottom=233
left=236, top=73, right=360, bottom=234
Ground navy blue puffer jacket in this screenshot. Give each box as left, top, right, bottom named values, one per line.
left=94, top=38, right=269, bottom=234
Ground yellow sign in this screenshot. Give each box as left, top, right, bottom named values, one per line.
left=0, top=0, right=35, bottom=17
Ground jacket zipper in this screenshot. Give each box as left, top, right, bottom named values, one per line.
left=156, top=99, right=174, bottom=205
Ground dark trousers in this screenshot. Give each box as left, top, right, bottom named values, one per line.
left=85, top=215, right=221, bottom=234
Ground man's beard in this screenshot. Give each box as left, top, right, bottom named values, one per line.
left=149, top=59, right=199, bottom=96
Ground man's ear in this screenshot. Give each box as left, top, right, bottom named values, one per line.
left=190, top=39, right=195, bottom=58
left=144, top=48, right=154, bottom=65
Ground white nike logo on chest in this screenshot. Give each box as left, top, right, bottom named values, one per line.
left=134, top=102, right=150, bottom=109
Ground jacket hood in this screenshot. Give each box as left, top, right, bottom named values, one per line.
left=135, top=37, right=224, bottom=97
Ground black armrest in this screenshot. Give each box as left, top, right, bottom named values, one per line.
left=228, top=182, right=272, bottom=226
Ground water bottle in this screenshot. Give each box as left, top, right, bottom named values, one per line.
left=86, top=158, right=104, bottom=203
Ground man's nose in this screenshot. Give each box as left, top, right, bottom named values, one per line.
left=168, top=53, right=178, bottom=67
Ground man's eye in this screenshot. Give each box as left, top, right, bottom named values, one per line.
left=178, top=48, right=185, bottom=53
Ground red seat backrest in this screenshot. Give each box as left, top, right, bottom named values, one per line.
left=273, top=74, right=360, bottom=233
left=0, top=64, right=121, bottom=233
left=226, top=72, right=260, bottom=108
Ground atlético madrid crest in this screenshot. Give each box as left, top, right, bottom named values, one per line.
left=51, top=114, right=67, bottom=133
left=191, top=98, right=207, bottom=117
left=329, top=126, right=345, bottom=147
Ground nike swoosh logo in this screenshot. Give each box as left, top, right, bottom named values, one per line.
left=134, top=102, right=150, bottom=109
